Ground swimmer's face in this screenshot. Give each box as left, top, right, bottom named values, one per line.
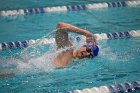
left=76, top=47, right=92, bottom=59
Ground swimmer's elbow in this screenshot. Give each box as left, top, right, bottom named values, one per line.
left=57, top=22, right=66, bottom=29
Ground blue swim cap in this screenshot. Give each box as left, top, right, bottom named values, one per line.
left=90, top=45, right=99, bottom=57
left=83, top=44, right=99, bottom=57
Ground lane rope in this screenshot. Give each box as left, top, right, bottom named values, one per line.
left=66, top=81, right=140, bottom=93
left=0, top=1, right=140, bottom=16
left=0, top=30, right=140, bottom=50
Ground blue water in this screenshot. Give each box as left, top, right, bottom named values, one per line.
left=0, top=1, right=140, bottom=93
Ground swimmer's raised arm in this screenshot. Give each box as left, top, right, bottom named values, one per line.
left=54, top=22, right=99, bottom=67
left=56, top=22, right=93, bottom=36
left=55, top=22, right=97, bottom=49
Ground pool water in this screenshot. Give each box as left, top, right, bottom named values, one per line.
left=0, top=1, right=140, bottom=93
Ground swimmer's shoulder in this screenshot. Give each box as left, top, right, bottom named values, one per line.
left=53, top=47, right=73, bottom=67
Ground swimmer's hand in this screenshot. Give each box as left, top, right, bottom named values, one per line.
left=86, top=34, right=97, bottom=46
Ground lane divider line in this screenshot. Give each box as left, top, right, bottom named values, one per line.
left=0, top=1, right=140, bottom=16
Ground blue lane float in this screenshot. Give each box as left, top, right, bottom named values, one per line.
left=106, top=31, right=132, bottom=39
left=67, top=81, right=140, bottom=93
left=107, top=1, right=127, bottom=8
left=1, top=40, right=28, bottom=50
left=0, top=0, right=140, bottom=16
left=0, top=30, right=140, bottom=50
left=67, top=5, right=87, bottom=11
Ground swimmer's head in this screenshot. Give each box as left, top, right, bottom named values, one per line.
left=73, top=45, right=99, bottom=59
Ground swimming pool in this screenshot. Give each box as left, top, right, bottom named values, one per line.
left=0, top=0, right=140, bottom=93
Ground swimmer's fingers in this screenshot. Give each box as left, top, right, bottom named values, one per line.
left=86, top=35, right=97, bottom=46
left=86, top=36, right=95, bottom=42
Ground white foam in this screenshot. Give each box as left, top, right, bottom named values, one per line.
left=28, top=40, right=36, bottom=46
left=35, top=38, right=49, bottom=45
left=16, top=52, right=56, bottom=73
left=100, top=33, right=108, bottom=39
left=47, top=38, right=55, bottom=44
left=95, top=34, right=103, bottom=40
left=15, top=44, right=72, bottom=74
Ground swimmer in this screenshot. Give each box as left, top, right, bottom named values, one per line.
left=53, top=22, right=99, bottom=67
left=0, top=22, right=99, bottom=78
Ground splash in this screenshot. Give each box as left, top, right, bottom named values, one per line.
left=15, top=31, right=58, bottom=74
left=0, top=31, right=59, bottom=75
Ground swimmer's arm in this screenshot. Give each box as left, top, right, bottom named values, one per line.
left=56, top=22, right=97, bottom=46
